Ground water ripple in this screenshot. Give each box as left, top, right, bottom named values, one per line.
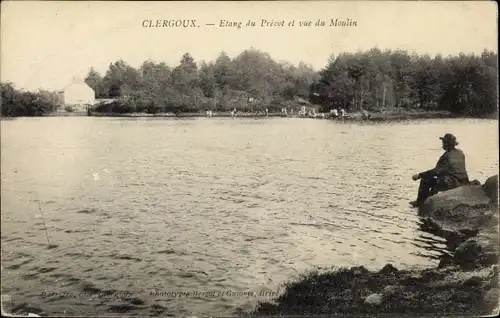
left=1, top=117, right=498, bottom=317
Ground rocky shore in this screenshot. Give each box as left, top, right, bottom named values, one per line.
left=244, top=175, right=499, bottom=316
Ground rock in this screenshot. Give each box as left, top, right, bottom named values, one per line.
left=492, top=264, right=499, bottom=274
left=382, top=285, right=400, bottom=295
left=455, top=238, right=483, bottom=269
left=441, top=205, right=494, bottom=233
left=400, top=272, right=425, bottom=285
left=482, top=268, right=498, bottom=290
left=483, top=175, right=499, bottom=204
left=409, top=273, right=423, bottom=280
left=470, top=180, right=482, bottom=186
left=438, top=254, right=455, bottom=269
left=421, top=184, right=491, bottom=218
left=424, top=266, right=497, bottom=290
left=420, top=182, right=495, bottom=233
left=483, top=288, right=500, bottom=312
left=129, top=297, right=145, bottom=305
left=420, top=175, right=498, bottom=232
left=379, top=264, right=398, bottom=274
left=475, top=229, right=500, bottom=266
left=364, top=293, right=383, bottom=305
left=351, top=266, right=369, bottom=275
left=463, top=276, right=484, bottom=287
left=455, top=228, right=499, bottom=270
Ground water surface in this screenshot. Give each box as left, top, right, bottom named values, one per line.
left=1, top=117, right=498, bottom=316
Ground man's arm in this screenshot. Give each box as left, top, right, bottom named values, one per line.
left=418, top=153, right=448, bottom=179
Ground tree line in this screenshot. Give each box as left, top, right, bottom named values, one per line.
left=1, top=48, right=497, bottom=117
left=87, top=49, right=318, bottom=114
left=313, top=48, right=497, bottom=117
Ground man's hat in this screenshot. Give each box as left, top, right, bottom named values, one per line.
left=440, top=133, right=459, bottom=146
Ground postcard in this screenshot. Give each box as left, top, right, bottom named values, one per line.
left=1, top=1, right=498, bottom=317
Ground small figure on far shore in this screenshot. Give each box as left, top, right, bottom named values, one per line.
left=340, top=108, right=346, bottom=118
left=362, top=109, right=371, bottom=120
left=299, top=106, right=306, bottom=116
left=332, top=108, right=339, bottom=118
left=231, top=108, right=237, bottom=118
left=265, top=108, right=269, bottom=117
left=410, top=133, right=470, bottom=207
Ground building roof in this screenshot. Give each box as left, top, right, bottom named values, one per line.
left=63, top=77, right=94, bottom=91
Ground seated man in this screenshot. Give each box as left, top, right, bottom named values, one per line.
left=410, top=133, right=470, bottom=207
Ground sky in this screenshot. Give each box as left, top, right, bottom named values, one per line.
left=1, top=0, right=497, bottom=91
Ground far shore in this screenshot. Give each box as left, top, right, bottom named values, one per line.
left=53, top=109, right=476, bottom=121
left=3, top=109, right=496, bottom=121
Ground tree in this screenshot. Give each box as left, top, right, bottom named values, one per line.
left=199, top=61, right=217, bottom=98
left=84, top=67, right=104, bottom=98
left=102, top=60, right=140, bottom=98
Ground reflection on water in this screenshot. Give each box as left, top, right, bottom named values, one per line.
left=1, top=117, right=498, bottom=316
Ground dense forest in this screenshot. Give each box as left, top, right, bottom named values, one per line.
left=313, top=48, right=497, bottom=116
left=87, top=49, right=318, bottom=114
left=1, top=48, right=497, bottom=117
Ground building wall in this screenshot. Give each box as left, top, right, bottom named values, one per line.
left=63, top=83, right=95, bottom=110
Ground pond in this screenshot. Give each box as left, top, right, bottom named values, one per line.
left=1, top=117, right=498, bottom=316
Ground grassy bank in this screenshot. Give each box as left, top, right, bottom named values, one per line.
left=242, top=264, right=497, bottom=316
left=243, top=237, right=498, bottom=316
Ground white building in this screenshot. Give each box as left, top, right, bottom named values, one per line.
left=62, top=77, right=95, bottom=111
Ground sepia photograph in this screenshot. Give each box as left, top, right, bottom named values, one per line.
left=1, top=0, right=498, bottom=317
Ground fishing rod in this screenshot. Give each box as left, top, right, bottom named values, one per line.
left=37, top=200, right=51, bottom=246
